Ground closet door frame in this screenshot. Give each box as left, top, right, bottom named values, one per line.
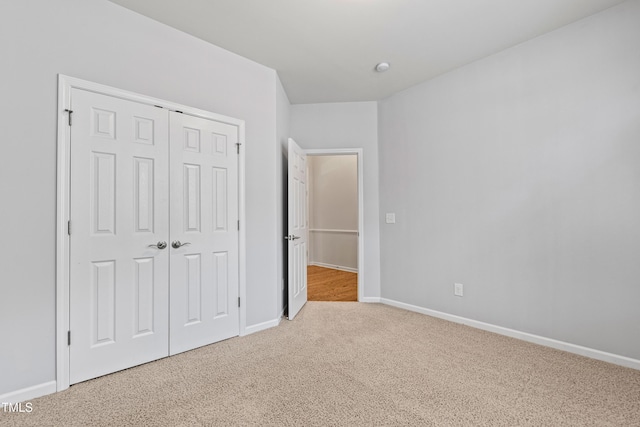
left=55, top=74, right=246, bottom=392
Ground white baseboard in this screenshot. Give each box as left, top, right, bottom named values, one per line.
left=360, top=297, right=381, bottom=303
left=0, top=381, right=57, bottom=404
left=309, top=262, right=358, bottom=274
left=380, top=298, right=640, bottom=371
left=244, top=318, right=280, bottom=335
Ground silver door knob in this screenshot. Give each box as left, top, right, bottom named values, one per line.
left=284, top=235, right=301, bottom=241
left=148, top=241, right=167, bottom=249
left=172, top=240, right=191, bottom=249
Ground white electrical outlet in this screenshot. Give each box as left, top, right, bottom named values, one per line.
left=385, top=213, right=396, bottom=224
left=454, top=283, right=464, bottom=297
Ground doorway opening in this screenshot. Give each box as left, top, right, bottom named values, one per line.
left=285, top=144, right=364, bottom=319
left=307, top=153, right=358, bottom=302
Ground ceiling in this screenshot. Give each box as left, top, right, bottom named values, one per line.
left=108, top=0, right=625, bottom=104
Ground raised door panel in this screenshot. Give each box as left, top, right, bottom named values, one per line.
left=133, top=257, right=155, bottom=337
left=134, top=158, right=155, bottom=233
left=213, top=252, right=229, bottom=319
left=183, top=164, right=202, bottom=233
left=91, top=153, right=116, bottom=235
left=212, top=168, right=228, bottom=232
left=91, top=260, right=116, bottom=346
left=185, top=254, right=202, bottom=325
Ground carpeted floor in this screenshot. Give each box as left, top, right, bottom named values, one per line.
left=2, top=302, right=639, bottom=426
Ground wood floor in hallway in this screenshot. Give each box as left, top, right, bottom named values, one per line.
left=307, top=265, right=357, bottom=301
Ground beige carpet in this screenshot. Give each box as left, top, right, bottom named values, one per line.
left=2, top=302, right=639, bottom=426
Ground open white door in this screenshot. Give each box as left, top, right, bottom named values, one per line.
left=286, top=138, right=308, bottom=319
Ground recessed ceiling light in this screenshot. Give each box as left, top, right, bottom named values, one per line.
left=375, top=62, right=390, bottom=73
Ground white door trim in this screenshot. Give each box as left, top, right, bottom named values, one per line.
left=305, top=148, right=364, bottom=302
left=56, top=74, right=246, bottom=392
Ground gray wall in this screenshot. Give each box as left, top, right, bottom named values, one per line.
left=290, top=102, right=381, bottom=299
left=378, top=0, right=640, bottom=359
left=308, top=155, right=358, bottom=271
left=0, top=0, right=279, bottom=395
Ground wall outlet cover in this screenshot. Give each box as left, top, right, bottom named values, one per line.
left=454, top=283, right=464, bottom=297
left=385, top=213, right=396, bottom=224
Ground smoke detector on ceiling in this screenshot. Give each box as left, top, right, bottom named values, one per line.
left=375, top=62, right=390, bottom=73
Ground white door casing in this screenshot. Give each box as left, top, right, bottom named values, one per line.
left=287, top=138, right=308, bottom=320
left=57, top=75, right=246, bottom=391
left=169, top=112, right=240, bottom=355
left=69, top=89, right=170, bottom=384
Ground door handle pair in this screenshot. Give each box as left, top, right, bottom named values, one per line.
left=148, top=241, right=191, bottom=250
left=284, top=235, right=301, bottom=241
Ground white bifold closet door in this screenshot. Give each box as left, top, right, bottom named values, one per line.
left=69, top=88, right=239, bottom=384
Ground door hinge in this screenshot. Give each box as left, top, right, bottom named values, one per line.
left=237, top=220, right=240, bottom=231
left=64, top=109, right=73, bottom=126
left=67, top=220, right=71, bottom=235
left=238, top=297, right=241, bottom=307
left=236, top=143, right=241, bottom=154
left=67, top=331, right=71, bottom=346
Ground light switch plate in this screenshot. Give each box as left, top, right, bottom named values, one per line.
left=385, top=213, right=396, bottom=224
